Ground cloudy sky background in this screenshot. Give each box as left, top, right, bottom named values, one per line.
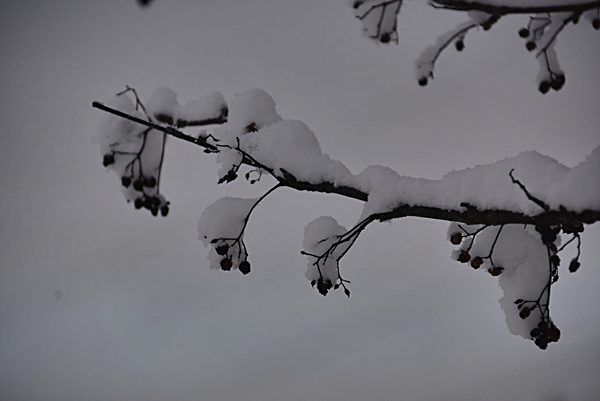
left=1, top=1, right=599, bottom=400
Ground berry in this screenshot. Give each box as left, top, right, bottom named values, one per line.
left=121, top=176, right=131, bottom=187
left=488, top=266, right=504, bottom=276
left=569, top=259, right=580, bottom=273
left=519, top=306, right=531, bottom=319
left=455, top=40, right=464, bottom=51
left=142, top=197, right=152, bottom=210
left=316, top=278, right=332, bottom=296
left=134, top=198, right=143, bottom=209
left=518, top=27, right=530, bottom=38
left=380, top=32, right=391, bottom=43
left=151, top=196, right=161, bottom=206
left=418, top=77, right=428, bottom=86
left=102, top=153, right=115, bottom=167
left=450, top=232, right=462, bottom=245
left=215, top=244, right=229, bottom=256
left=535, top=335, right=549, bottom=350
left=550, top=254, right=560, bottom=268
left=550, top=74, right=565, bottom=91
left=239, top=261, right=251, bottom=275
left=526, top=41, right=537, bottom=51
left=133, top=180, right=144, bottom=191
left=457, top=250, right=471, bottom=263
left=160, top=205, right=169, bottom=217
left=150, top=206, right=158, bottom=217
left=143, top=176, right=156, bottom=188
left=470, top=256, right=483, bottom=269
left=547, top=327, right=561, bottom=342
left=593, top=18, right=600, bottom=30
left=220, top=258, right=233, bottom=271
left=538, top=80, right=551, bottom=94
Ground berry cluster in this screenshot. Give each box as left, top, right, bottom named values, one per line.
left=515, top=300, right=561, bottom=350
left=102, top=148, right=170, bottom=217
left=450, top=226, right=505, bottom=277
left=211, top=240, right=251, bottom=275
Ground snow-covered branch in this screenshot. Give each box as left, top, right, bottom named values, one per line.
left=346, top=0, right=600, bottom=92
left=94, top=87, right=599, bottom=349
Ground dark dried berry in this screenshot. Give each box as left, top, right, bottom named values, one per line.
left=143, top=197, right=152, bottom=210
left=160, top=205, right=169, bottom=217
left=143, top=176, right=157, bottom=188
left=593, top=18, right=600, bottom=30
left=215, top=244, right=229, bottom=256
left=455, top=40, right=464, bottom=51
left=526, top=41, right=537, bottom=51
left=548, top=327, right=561, bottom=342
left=514, top=299, right=524, bottom=304
left=538, top=81, right=550, bottom=94
left=150, top=206, right=158, bottom=217
left=488, top=266, right=504, bottom=277
left=550, top=74, right=565, bottom=91
left=245, top=122, right=258, bottom=133
left=519, top=306, right=531, bottom=319
left=134, top=198, right=143, bottom=209
left=102, top=153, right=115, bottom=167
left=535, top=335, right=549, bottom=350
left=470, top=256, right=483, bottom=269
left=311, top=280, right=316, bottom=287
left=220, top=258, right=233, bottom=271
left=450, top=232, right=462, bottom=245
left=380, top=32, right=391, bottom=43
left=518, top=27, right=530, bottom=38
left=569, top=259, right=580, bottom=273
left=316, top=278, right=332, bottom=296
left=239, top=261, right=251, bottom=275
left=121, top=176, right=132, bottom=187
left=344, top=288, right=351, bottom=297
left=538, top=80, right=551, bottom=94
left=538, top=320, right=549, bottom=331
left=418, top=77, right=428, bottom=86
left=133, top=180, right=144, bottom=191
left=458, top=250, right=471, bottom=263
left=550, top=254, right=560, bottom=268
left=530, top=328, right=540, bottom=338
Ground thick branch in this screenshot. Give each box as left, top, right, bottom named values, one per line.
left=431, top=0, right=600, bottom=15
left=94, top=101, right=600, bottom=227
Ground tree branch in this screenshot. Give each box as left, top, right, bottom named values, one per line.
left=431, top=0, right=600, bottom=15
left=94, top=101, right=600, bottom=227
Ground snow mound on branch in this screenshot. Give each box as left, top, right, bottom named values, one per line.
left=198, top=197, right=255, bottom=246
left=303, top=216, right=347, bottom=284
left=357, top=147, right=599, bottom=219
left=147, top=87, right=226, bottom=124
left=213, top=89, right=354, bottom=185
left=241, top=120, right=354, bottom=185
left=227, top=88, right=282, bottom=134
left=448, top=223, right=549, bottom=339
left=198, top=197, right=256, bottom=270
left=93, top=94, right=165, bottom=204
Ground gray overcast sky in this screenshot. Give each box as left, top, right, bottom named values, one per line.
left=1, top=1, right=599, bottom=401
